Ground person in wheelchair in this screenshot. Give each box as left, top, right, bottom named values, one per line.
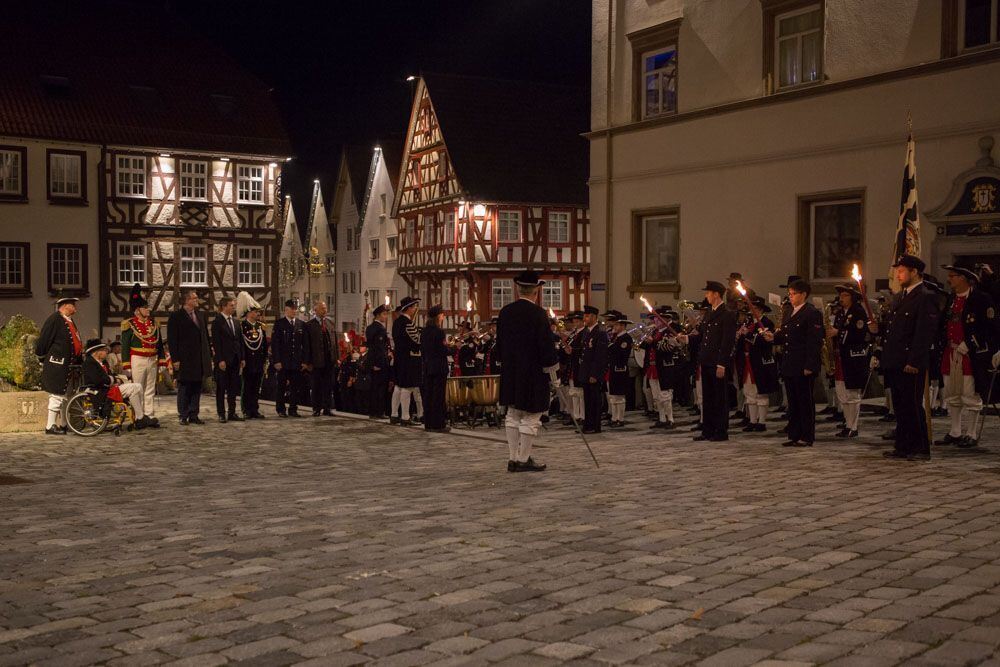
left=82, top=339, right=158, bottom=430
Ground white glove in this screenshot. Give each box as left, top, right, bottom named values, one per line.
left=548, top=368, right=559, bottom=384
left=955, top=341, right=969, bottom=356
left=869, top=357, right=879, bottom=370
left=992, top=351, right=1000, bottom=369
left=551, top=379, right=563, bottom=389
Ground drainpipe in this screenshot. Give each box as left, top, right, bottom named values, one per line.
left=603, top=0, right=615, bottom=310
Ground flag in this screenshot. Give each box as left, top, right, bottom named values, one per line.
left=892, top=133, right=921, bottom=263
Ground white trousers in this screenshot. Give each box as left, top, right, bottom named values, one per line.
left=567, top=383, right=584, bottom=420
left=944, top=370, right=982, bottom=437
left=642, top=381, right=655, bottom=413
left=695, top=378, right=703, bottom=419
left=650, top=384, right=673, bottom=424
left=608, top=394, right=626, bottom=422
left=46, top=394, right=66, bottom=429
left=743, top=381, right=769, bottom=424
left=391, top=386, right=423, bottom=420
left=129, top=355, right=158, bottom=418
left=117, top=382, right=146, bottom=421
left=834, top=380, right=862, bottom=430
left=505, top=409, right=543, bottom=462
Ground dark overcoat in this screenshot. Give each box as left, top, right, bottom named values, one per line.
left=166, top=308, right=212, bottom=382
left=881, top=283, right=940, bottom=372
left=35, top=311, right=80, bottom=395
left=775, top=303, right=824, bottom=378
left=497, top=298, right=558, bottom=413
left=745, top=316, right=780, bottom=394
left=392, top=314, right=422, bottom=388
left=836, top=303, right=871, bottom=390
left=607, top=332, right=633, bottom=396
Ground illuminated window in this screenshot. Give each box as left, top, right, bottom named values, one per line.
left=443, top=212, right=455, bottom=245
left=237, top=165, right=264, bottom=203
left=117, top=242, right=146, bottom=285
left=180, top=160, right=208, bottom=200
left=179, top=245, right=207, bottom=286
left=369, top=238, right=380, bottom=262
left=541, top=282, right=563, bottom=310
left=774, top=4, right=823, bottom=90
left=548, top=212, right=570, bottom=243
left=386, top=235, right=398, bottom=261
left=116, top=155, right=146, bottom=197
left=491, top=279, right=514, bottom=310
left=498, top=210, right=521, bottom=242
left=237, top=246, right=264, bottom=286
left=642, top=45, right=677, bottom=117
left=49, top=152, right=83, bottom=198
left=0, top=148, right=24, bottom=197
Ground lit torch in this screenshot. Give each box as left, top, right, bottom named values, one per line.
left=851, top=263, right=876, bottom=321
left=548, top=307, right=556, bottom=320
left=384, top=295, right=390, bottom=307
left=734, top=280, right=762, bottom=327
left=639, top=295, right=675, bottom=336
left=343, top=332, right=349, bottom=343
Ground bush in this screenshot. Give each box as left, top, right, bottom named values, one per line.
left=0, top=315, right=42, bottom=390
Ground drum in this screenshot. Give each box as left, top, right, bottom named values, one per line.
left=469, top=375, right=500, bottom=406
left=446, top=377, right=472, bottom=408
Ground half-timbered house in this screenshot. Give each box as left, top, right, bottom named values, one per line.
left=393, top=74, right=591, bottom=325
left=279, top=182, right=337, bottom=315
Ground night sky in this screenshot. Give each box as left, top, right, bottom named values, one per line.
left=154, top=0, right=593, bottom=221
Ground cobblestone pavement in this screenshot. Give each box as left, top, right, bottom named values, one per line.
left=2, top=398, right=1000, bottom=667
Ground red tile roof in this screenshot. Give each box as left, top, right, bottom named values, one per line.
left=0, top=3, right=292, bottom=157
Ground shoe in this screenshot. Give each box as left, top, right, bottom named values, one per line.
left=836, top=429, right=858, bottom=439
left=311, top=411, right=321, bottom=417
left=253, top=414, right=266, bottom=419
left=819, top=406, right=835, bottom=415
left=907, top=451, right=931, bottom=461
left=398, top=419, right=414, bottom=427
left=516, top=457, right=546, bottom=472
left=661, top=421, right=674, bottom=430
left=934, top=434, right=962, bottom=446
left=389, top=416, right=400, bottom=424
left=148, top=417, right=161, bottom=428
left=957, top=436, right=977, bottom=448
left=277, top=412, right=288, bottom=418
left=711, top=436, right=729, bottom=442
left=883, top=450, right=908, bottom=459
left=582, top=428, right=600, bottom=434
left=794, top=441, right=813, bottom=447
left=189, top=417, right=205, bottom=425
left=321, top=410, right=334, bottom=416
left=179, top=417, right=189, bottom=426
left=753, top=424, right=766, bottom=432
left=507, top=460, right=517, bottom=472
left=228, top=414, right=245, bottom=422
left=288, top=412, right=301, bottom=418
left=218, top=416, right=228, bottom=423
left=45, top=426, right=65, bottom=435
left=134, top=416, right=149, bottom=430
left=426, top=426, right=451, bottom=433
left=650, top=421, right=665, bottom=429
left=742, top=424, right=756, bottom=432
left=412, top=416, right=423, bottom=424
left=608, top=421, right=624, bottom=429
left=693, top=435, right=710, bottom=442
left=778, top=426, right=788, bottom=435
left=689, top=423, right=703, bottom=431
left=781, top=440, right=799, bottom=447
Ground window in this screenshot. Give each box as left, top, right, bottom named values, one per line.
left=541, top=282, right=563, bottom=310
left=48, top=244, right=87, bottom=293
left=180, top=160, right=208, bottom=200
left=773, top=3, right=823, bottom=90
left=422, top=215, right=435, bottom=246
left=237, top=165, right=264, bottom=203
left=458, top=281, right=469, bottom=311
left=386, top=235, right=398, bottom=261
left=548, top=211, right=570, bottom=243
left=443, top=213, right=455, bottom=245
left=498, top=210, right=521, bottom=242
left=369, top=238, right=380, bottom=262
left=366, top=289, right=380, bottom=309
left=342, top=272, right=348, bottom=293
left=628, top=19, right=681, bottom=121
left=961, top=0, right=1000, bottom=49
left=179, top=245, right=208, bottom=286
left=0, top=243, right=29, bottom=292
left=238, top=246, right=264, bottom=286
left=0, top=147, right=26, bottom=198
left=800, top=194, right=864, bottom=282
left=350, top=271, right=357, bottom=294
left=442, top=280, right=452, bottom=310
left=405, top=219, right=416, bottom=249
left=325, top=253, right=335, bottom=275
left=386, top=288, right=398, bottom=307
left=48, top=151, right=84, bottom=200
left=117, top=242, right=146, bottom=285
left=632, top=209, right=680, bottom=288
left=491, top=279, right=514, bottom=310
left=116, top=155, right=146, bottom=197
left=379, top=193, right=387, bottom=215
left=345, top=228, right=353, bottom=251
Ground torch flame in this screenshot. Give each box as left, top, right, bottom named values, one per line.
left=639, top=295, right=654, bottom=313
left=384, top=295, right=390, bottom=306
left=734, top=280, right=747, bottom=296
left=343, top=332, right=349, bottom=343
left=466, top=299, right=473, bottom=312
left=548, top=307, right=556, bottom=319
left=851, top=263, right=862, bottom=282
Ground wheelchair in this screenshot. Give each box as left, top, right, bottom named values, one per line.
left=64, top=386, right=135, bottom=437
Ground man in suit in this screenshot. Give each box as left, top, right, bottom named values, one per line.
left=877, top=255, right=941, bottom=460
left=764, top=279, right=824, bottom=447
left=391, top=296, right=422, bottom=426
left=420, top=304, right=451, bottom=433
left=35, top=296, right=83, bottom=435
left=166, top=289, right=212, bottom=425
left=304, top=301, right=337, bottom=416
left=211, top=296, right=245, bottom=423
left=271, top=299, right=307, bottom=417
left=579, top=305, right=609, bottom=434
left=364, top=304, right=392, bottom=419
left=497, top=270, right=559, bottom=472
left=680, top=281, right=737, bottom=442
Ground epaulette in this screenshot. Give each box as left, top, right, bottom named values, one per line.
left=120, top=319, right=131, bottom=332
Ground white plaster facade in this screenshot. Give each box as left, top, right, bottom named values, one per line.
left=358, top=146, right=408, bottom=329
left=332, top=157, right=363, bottom=333
left=590, top=0, right=1000, bottom=315
left=286, top=183, right=337, bottom=316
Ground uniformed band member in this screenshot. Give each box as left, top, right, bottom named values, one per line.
left=421, top=304, right=451, bottom=433
left=236, top=291, right=268, bottom=420
left=763, top=279, right=823, bottom=447
left=35, top=296, right=83, bottom=435
left=644, top=307, right=681, bottom=429
left=604, top=311, right=633, bottom=428
left=497, top=270, right=558, bottom=472
left=828, top=284, right=871, bottom=438
left=271, top=299, right=307, bottom=417
left=391, top=296, right=422, bottom=426
left=936, top=262, right=1000, bottom=447
left=304, top=301, right=336, bottom=417
left=211, top=296, right=245, bottom=423
left=364, top=304, right=392, bottom=419
left=121, top=284, right=166, bottom=424
left=878, top=255, right=940, bottom=460
left=681, top=281, right=737, bottom=442
left=578, top=305, right=609, bottom=434
left=82, top=338, right=151, bottom=429
left=739, top=296, right=778, bottom=432
left=456, top=321, right=481, bottom=376
left=482, top=318, right=501, bottom=375
left=560, top=312, right=585, bottom=425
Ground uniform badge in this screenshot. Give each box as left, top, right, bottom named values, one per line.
left=988, top=307, right=996, bottom=319
left=621, top=341, right=628, bottom=348
left=969, top=315, right=976, bottom=323
left=856, top=319, right=864, bottom=329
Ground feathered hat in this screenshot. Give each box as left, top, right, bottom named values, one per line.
left=236, top=291, right=262, bottom=318
left=128, top=283, right=148, bottom=311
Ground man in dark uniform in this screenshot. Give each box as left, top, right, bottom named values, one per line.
left=739, top=296, right=779, bottom=432
left=271, top=299, right=307, bottom=417
left=364, top=304, right=392, bottom=419
left=237, top=292, right=268, bottom=420
left=763, top=279, right=823, bottom=446
left=827, top=285, right=871, bottom=438
left=391, top=296, right=422, bottom=426
left=35, top=296, right=83, bottom=435
left=456, top=321, right=481, bottom=376
left=211, top=296, right=245, bottom=423
left=681, top=281, right=737, bottom=442
left=304, top=301, right=336, bottom=416
left=878, top=255, right=940, bottom=460
left=605, top=311, right=633, bottom=428
left=421, top=304, right=451, bottom=433
left=650, top=308, right=683, bottom=429
left=936, top=262, right=1000, bottom=447
left=497, top=271, right=559, bottom=472
left=578, top=305, right=609, bottom=434
left=166, top=289, right=213, bottom=425
left=482, top=318, right=502, bottom=375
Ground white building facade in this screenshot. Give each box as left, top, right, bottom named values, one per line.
left=332, top=149, right=368, bottom=333
left=280, top=183, right=337, bottom=315
left=589, top=0, right=1000, bottom=312
left=358, top=145, right=408, bottom=328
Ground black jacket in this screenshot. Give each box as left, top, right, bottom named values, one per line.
left=211, top=314, right=245, bottom=366
left=241, top=320, right=269, bottom=374
left=834, top=303, right=871, bottom=389
left=943, top=287, right=1000, bottom=397
left=607, top=332, right=633, bottom=396
left=695, top=304, right=738, bottom=368
left=392, top=314, right=422, bottom=387
left=166, top=308, right=212, bottom=382
left=743, top=317, right=780, bottom=394
left=774, top=303, right=824, bottom=377
left=497, top=298, right=559, bottom=413
left=881, top=283, right=941, bottom=372
left=304, top=317, right=336, bottom=369
left=421, top=324, right=450, bottom=378
left=578, top=325, right=609, bottom=384
left=271, top=317, right=306, bottom=369
left=35, top=311, right=81, bottom=394
left=364, top=321, right=391, bottom=371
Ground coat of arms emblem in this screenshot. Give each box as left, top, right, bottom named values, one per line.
left=972, top=183, right=997, bottom=214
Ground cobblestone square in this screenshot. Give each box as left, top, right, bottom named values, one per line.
left=2, top=400, right=1000, bottom=666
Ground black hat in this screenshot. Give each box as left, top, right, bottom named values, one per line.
left=284, top=299, right=298, bottom=309
left=372, top=304, right=389, bottom=317
left=513, top=270, right=545, bottom=287
left=787, top=278, right=811, bottom=294
left=692, top=299, right=709, bottom=310
left=129, top=283, right=148, bottom=310
left=582, top=305, right=600, bottom=316
left=427, top=304, right=443, bottom=318
left=664, top=311, right=680, bottom=321
left=654, top=305, right=672, bottom=316
left=487, top=316, right=499, bottom=325
left=779, top=275, right=802, bottom=288
left=617, top=318, right=634, bottom=325
left=924, top=279, right=945, bottom=294
left=458, top=320, right=472, bottom=330
left=55, top=296, right=79, bottom=307
left=109, top=340, right=121, bottom=349
left=834, top=284, right=862, bottom=299
left=702, top=281, right=726, bottom=295
left=729, top=272, right=742, bottom=280
left=602, top=310, right=620, bottom=322
left=942, top=263, right=979, bottom=283
left=396, top=295, right=421, bottom=312
left=892, top=254, right=926, bottom=272
left=84, top=338, right=108, bottom=355
left=565, top=311, right=582, bottom=321
left=749, top=295, right=772, bottom=313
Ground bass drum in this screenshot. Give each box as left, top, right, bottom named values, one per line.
left=446, top=377, right=473, bottom=408
left=468, top=375, right=500, bottom=406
